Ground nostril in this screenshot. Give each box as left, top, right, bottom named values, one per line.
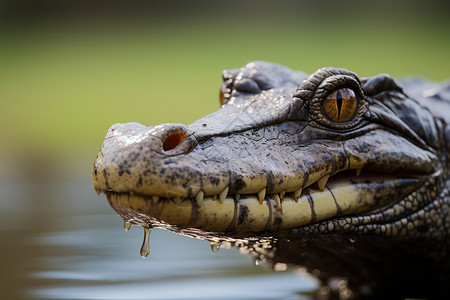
left=163, top=133, right=185, bottom=151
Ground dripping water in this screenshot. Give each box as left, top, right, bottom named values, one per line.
left=209, top=241, right=221, bottom=253
left=140, top=227, right=152, bottom=258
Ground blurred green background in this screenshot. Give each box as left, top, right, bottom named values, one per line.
left=1, top=0, right=449, bottom=162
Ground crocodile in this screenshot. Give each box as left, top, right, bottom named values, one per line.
left=92, top=62, right=450, bottom=299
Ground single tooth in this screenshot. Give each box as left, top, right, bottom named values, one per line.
left=219, top=186, right=229, bottom=203
left=213, top=195, right=218, bottom=201
left=258, top=188, right=266, bottom=204
left=152, top=195, right=159, bottom=204
left=273, top=194, right=281, bottom=207
left=173, top=197, right=183, bottom=205
left=294, top=188, right=302, bottom=202
left=356, top=168, right=362, bottom=176
left=94, top=189, right=101, bottom=195
left=235, top=194, right=240, bottom=201
left=195, top=191, right=204, bottom=205
left=317, top=174, right=330, bottom=191
left=280, top=191, right=286, bottom=199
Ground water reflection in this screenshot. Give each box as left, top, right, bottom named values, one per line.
left=27, top=215, right=316, bottom=300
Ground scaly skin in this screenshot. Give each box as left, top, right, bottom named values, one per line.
left=92, top=61, right=448, bottom=242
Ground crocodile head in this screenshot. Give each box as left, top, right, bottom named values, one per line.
left=92, top=61, right=444, bottom=236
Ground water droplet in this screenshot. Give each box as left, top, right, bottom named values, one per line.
left=140, top=227, right=152, bottom=258
left=124, top=221, right=132, bottom=231
left=254, top=258, right=262, bottom=266
left=209, top=241, right=221, bottom=253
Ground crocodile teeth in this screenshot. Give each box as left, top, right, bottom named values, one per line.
left=195, top=191, right=204, bottom=205
left=258, top=188, right=266, bottom=204
left=294, top=188, right=302, bottom=202
left=273, top=194, right=281, bottom=207
left=279, top=191, right=286, bottom=199
left=152, top=195, right=159, bottom=204
left=356, top=168, right=362, bottom=176
left=235, top=194, right=240, bottom=201
left=219, top=186, right=229, bottom=203
left=317, top=174, right=330, bottom=191
left=172, top=197, right=183, bottom=205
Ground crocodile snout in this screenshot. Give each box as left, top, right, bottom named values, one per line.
left=92, top=122, right=200, bottom=197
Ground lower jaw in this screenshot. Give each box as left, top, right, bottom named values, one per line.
left=104, top=173, right=424, bottom=234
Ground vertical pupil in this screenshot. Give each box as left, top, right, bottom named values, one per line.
left=336, top=89, right=343, bottom=120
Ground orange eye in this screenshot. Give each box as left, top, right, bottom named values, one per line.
left=321, top=88, right=358, bottom=122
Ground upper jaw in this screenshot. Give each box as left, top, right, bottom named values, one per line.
left=97, top=118, right=436, bottom=233
left=92, top=116, right=439, bottom=207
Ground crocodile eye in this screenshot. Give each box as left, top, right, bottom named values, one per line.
left=321, top=88, right=358, bottom=122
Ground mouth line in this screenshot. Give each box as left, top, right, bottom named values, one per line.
left=104, top=168, right=423, bottom=207
left=103, top=167, right=426, bottom=233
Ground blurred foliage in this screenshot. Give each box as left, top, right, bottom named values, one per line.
left=0, top=0, right=449, bottom=159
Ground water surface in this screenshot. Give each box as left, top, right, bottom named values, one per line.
left=0, top=158, right=317, bottom=300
